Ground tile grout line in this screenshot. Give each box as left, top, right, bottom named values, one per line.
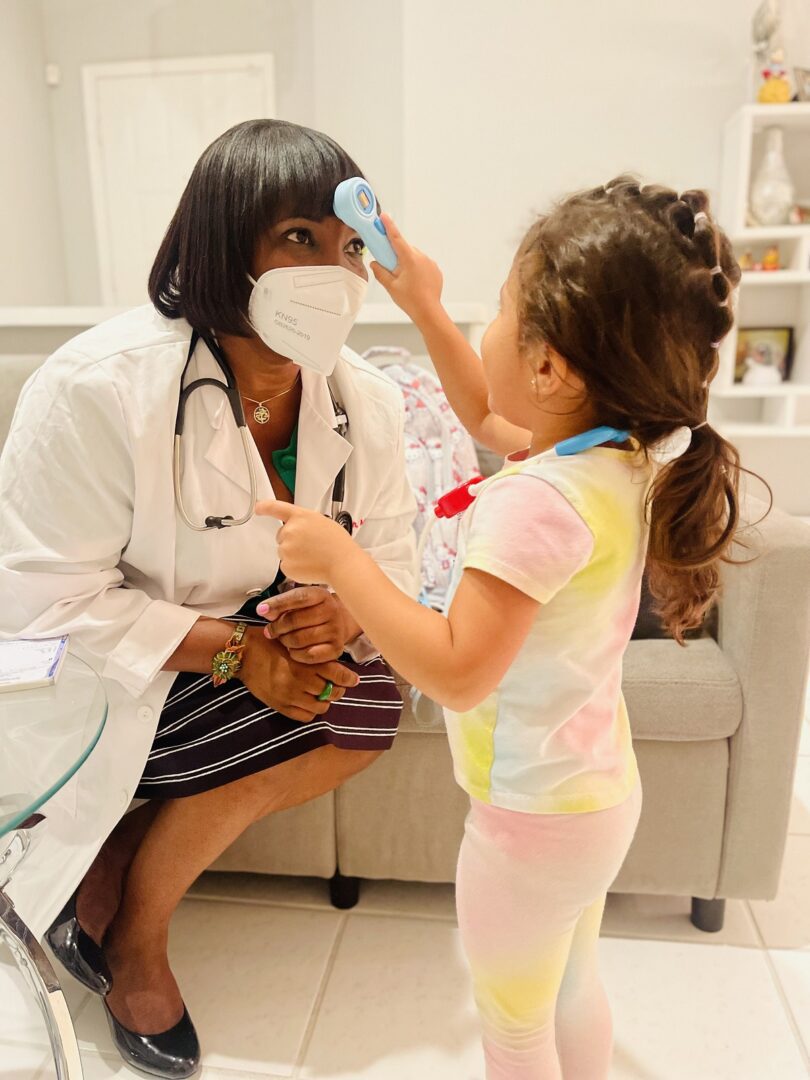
left=70, top=1045, right=293, bottom=1079
left=291, top=910, right=350, bottom=1079
left=598, top=929, right=763, bottom=949
left=746, top=899, right=810, bottom=1073
left=67, top=1039, right=296, bottom=1077
left=0, top=990, right=94, bottom=1056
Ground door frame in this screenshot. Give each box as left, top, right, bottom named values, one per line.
left=82, top=54, right=276, bottom=305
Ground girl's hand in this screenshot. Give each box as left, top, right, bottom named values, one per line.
left=257, top=586, right=363, bottom=665
left=255, top=500, right=355, bottom=586
left=371, top=213, right=444, bottom=325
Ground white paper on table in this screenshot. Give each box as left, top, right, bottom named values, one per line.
left=0, top=636, right=69, bottom=692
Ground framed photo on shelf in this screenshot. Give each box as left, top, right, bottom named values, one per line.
left=795, top=67, right=810, bottom=102
left=735, top=327, right=794, bottom=385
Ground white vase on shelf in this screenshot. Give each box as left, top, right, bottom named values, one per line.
left=750, top=126, right=796, bottom=226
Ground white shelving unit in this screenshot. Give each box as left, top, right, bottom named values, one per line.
left=715, top=104, right=810, bottom=515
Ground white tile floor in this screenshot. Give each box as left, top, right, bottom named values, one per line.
left=2, top=711, right=809, bottom=1080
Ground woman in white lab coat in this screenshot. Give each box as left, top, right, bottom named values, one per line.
left=0, top=120, right=416, bottom=1078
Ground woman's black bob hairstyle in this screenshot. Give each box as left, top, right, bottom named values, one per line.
left=148, top=119, right=363, bottom=336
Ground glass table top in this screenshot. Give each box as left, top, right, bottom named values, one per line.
left=0, top=653, right=107, bottom=838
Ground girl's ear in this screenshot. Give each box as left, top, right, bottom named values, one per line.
left=535, top=344, right=585, bottom=396
left=531, top=343, right=555, bottom=394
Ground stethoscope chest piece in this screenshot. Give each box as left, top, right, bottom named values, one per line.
left=334, top=510, right=354, bottom=536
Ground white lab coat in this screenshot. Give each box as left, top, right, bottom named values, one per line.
left=0, top=304, right=417, bottom=936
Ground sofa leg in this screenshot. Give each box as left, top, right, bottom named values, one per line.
left=690, top=896, right=726, bottom=933
left=329, top=871, right=360, bottom=910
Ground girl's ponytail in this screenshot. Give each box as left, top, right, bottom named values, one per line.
left=645, top=425, right=745, bottom=643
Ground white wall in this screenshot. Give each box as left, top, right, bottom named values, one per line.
left=36, top=0, right=404, bottom=305
left=310, top=0, right=403, bottom=305
left=40, top=0, right=318, bottom=303
left=311, top=0, right=403, bottom=220
left=402, top=0, right=762, bottom=306
left=0, top=0, right=66, bottom=304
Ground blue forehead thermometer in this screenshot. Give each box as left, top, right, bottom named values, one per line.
left=334, top=178, right=398, bottom=272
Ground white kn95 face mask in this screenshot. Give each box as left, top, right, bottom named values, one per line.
left=247, top=265, right=368, bottom=375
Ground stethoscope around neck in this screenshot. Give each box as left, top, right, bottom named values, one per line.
left=173, top=330, right=353, bottom=534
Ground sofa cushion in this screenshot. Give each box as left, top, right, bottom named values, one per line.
left=397, top=637, right=742, bottom=742
left=621, top=638, right=741, bottom=740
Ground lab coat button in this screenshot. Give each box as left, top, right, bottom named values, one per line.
left=137, top=706, right=154, bottom=723
left=246, top=587, right=264, bottom=597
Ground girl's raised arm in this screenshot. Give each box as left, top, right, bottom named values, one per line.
left=372, top=214, right=530, bottom=458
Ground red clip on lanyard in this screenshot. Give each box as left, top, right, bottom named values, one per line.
left=434, top=476, right=484, bottom=520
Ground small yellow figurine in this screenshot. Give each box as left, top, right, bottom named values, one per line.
left=762, top=244, right=782, bottom=271
left=739, top=249, right=755, bottom=271
left=758, top=66, right=792, bottom=103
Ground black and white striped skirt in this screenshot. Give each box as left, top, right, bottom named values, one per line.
left=135, top=592, right=403, bottom=798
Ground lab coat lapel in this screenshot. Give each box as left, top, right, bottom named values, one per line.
left=295, top=367, right=352, bottom=511
left=190, top=339, right=272, bottom=501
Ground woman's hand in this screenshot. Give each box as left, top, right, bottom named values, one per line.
left=239, top=628, right=359, bottom=724
left=257, top=586, right=363, bottom=665
left=370, top=213, right=445, bottom=325
left=255, top=500, right=357, bottom=586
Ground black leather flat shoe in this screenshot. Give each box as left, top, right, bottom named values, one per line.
left=44, top=890, right=112, bottom=995
left=103, top=1000, right=201, bottom=1079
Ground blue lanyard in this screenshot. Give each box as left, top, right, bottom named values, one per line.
left=553, top=426, right=630, bottom=457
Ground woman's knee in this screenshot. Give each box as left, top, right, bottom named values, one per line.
left=299, top=745, right=383, bottom=796
left=332, top=746, right=383, bottom=779
left=236, top=745, right=383, bottom=818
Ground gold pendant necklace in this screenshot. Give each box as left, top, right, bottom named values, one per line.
left=241, top=373, right=301, bottom=425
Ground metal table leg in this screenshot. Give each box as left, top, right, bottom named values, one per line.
left=0, top=885, right=84, bottom=1080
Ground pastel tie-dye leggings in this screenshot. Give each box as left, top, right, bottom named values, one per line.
left=456, top=779, right=642, bottom=1079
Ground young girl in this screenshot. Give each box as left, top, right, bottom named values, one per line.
left=256, top=176, right=743, bottom=1079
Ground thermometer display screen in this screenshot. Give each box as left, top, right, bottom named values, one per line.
left=358, top=189, right=371, bottom=210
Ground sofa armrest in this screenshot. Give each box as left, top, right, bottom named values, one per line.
left=716, top=498, right=810, bottom=899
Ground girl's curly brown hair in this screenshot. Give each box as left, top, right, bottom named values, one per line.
left=515, top=175, right=765, bottom=642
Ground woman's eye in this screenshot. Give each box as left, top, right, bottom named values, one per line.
left=286, top=229, right=314, bottom=245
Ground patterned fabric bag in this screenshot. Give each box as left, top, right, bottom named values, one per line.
left=363, top=348, right=480, bottom=609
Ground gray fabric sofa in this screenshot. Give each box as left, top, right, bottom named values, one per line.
left=3, top=353, right=810, bottom=932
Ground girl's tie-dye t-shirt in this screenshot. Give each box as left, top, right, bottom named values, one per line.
left=443, top=445, right=651, bottom=814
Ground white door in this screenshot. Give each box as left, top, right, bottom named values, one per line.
left=83, top=54, right=275, bottom=306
